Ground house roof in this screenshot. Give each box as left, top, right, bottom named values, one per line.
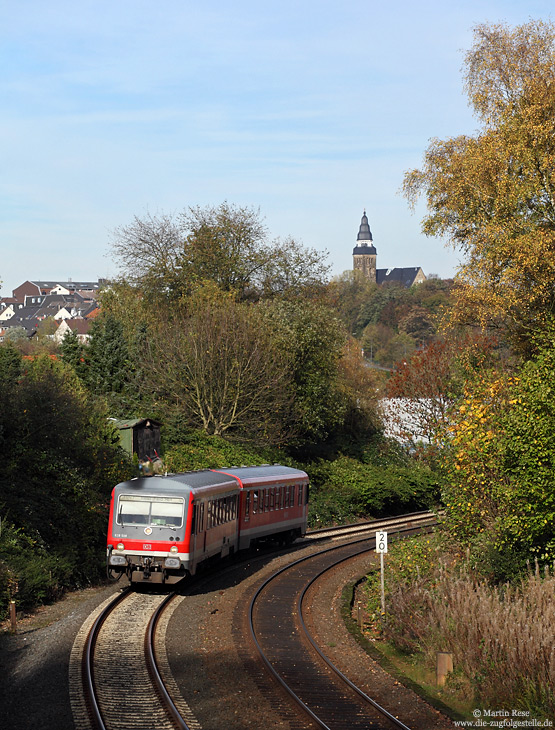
left=376, top=267, right=424, bottom=287
left=110, top=418, right=161, bottom=430
left=84, top=304, right=101, bottom=319
left=60, top=318, right=91, bottom=335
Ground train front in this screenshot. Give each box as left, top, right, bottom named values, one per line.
left=107, top=476, right=191, bottom=584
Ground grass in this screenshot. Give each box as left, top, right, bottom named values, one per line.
left=345, top=534, right=555, bottom=723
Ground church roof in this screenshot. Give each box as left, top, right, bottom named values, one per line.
left=357, top=211, right=373, bottom=242
left=376, top=267, right=423, bottom=287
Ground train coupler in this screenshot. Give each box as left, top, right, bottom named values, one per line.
left=143, top=557, right=152, bottom=580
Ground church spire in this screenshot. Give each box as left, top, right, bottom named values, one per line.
left=357, top=209, right=373, bottom=242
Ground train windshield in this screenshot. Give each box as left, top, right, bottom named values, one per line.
left=116, top=494, right=185, bottom=528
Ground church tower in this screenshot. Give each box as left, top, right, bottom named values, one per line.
left=352, top=210, right=377, bottom=283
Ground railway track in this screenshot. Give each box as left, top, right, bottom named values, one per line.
left=70, top=587, right=200, bottom=730
left=306, top=510, right=437, bottom=541
left=70, top=511, right=437, bottom=729
left=248, top=516, right=435, bottom=729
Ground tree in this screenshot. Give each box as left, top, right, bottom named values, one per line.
left=85, top=314, right=134, bottom=415
left=386, top=334, right=496, bottom=458
left=59, top=327, right=85, bottom=377
left=143, top=302, right=292, bottom=441
left=0, top=353, right=131, bottom=601
left=110, top=202, right=330, bottom=302
left=262, top=300, right=353, bottom=448
left=328, top=270, right=378, bottom=336
left=404, top=20, right=555, bottom=354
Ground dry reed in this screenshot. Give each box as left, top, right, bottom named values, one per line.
left=383, top=561, right=555, bottom=716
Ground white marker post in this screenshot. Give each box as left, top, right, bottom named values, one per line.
left=375, top=530, right=388, bottom=617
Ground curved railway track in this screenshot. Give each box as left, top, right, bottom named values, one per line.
left=72, top=587, right=199, bottom=730
left=70, top=511, right=437, bottom=730
left=306, top=510, right=436, bottom=541
left=248, top=516, right=435, bottom=730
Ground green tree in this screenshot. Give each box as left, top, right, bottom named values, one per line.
left=404, top=20, right=555, bottom=354
left=262, top=300, right=354, bottom=449
left=85, top=314, right=133, bottom=413
left=0, top=353, right=132, bottom=612
left=144, top=301, right=292, bottom=441
left=110, top=202, right=330, bottom=302
left=59, top=327, right=85, bottom=378
left=441, top=331, right=555, bottom=579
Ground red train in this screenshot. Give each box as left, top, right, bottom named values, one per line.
left=107, top=464, right=309, bottom=583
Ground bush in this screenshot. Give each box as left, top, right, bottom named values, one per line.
left=163, top=430, right=285, bottom=472
left=306, top=455, right=441, bottom=527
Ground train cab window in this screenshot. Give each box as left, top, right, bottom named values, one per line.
left=117, top=494, right=184, bottom=528
left=245, top=491, right=250, bottom=517
left=298, top=484, right=304, bottom=507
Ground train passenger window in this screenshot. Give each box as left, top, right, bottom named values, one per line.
left=280, top=486, right=285, bottom=509
left=269, top=488, right=274, bottom=511
left=245, top=492, right=250, bottom=517
left=298, top=485, right=303, bottom=507
left=252, top=490, right=258, bottom=514
left=264, top=489, right=269, bottom=512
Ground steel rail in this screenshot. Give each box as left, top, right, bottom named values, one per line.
left=82, top=587, right=131, bottom=730
left=297, top=540, right=415, bottom=730
left=306, top=510, right=435, bottom=536
left=145, top=593, right=191, bottom=730
left=249, top=515, right=436, bottom=730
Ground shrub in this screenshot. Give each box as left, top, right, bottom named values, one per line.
left=366, top=536, right=555, bottom=718
left=163, top=430, right=285, bottom=472
left=306, top=455, right=441, bottom=527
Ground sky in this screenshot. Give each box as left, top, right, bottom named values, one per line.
left=2, top=0, right=554, bottom=297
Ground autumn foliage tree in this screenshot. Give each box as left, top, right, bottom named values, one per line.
left=442, top=339, right=555, bottom=580
left=404, top=20, right=555, bottom=355
left=385, top=334, right=496, bottom=456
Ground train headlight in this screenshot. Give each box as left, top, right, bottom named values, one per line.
left=170, top=545, right=178, bottom=553
left=117, top=542, right=125, bottom=551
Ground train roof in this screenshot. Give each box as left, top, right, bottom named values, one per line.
left=113, top=465, right=308, bottom=497
left=214, top=464, right=308, bottom=483
left=114, top=470, right=238, bottom=495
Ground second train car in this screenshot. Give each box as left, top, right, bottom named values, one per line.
left=107, top=464, right=309, bottom=583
